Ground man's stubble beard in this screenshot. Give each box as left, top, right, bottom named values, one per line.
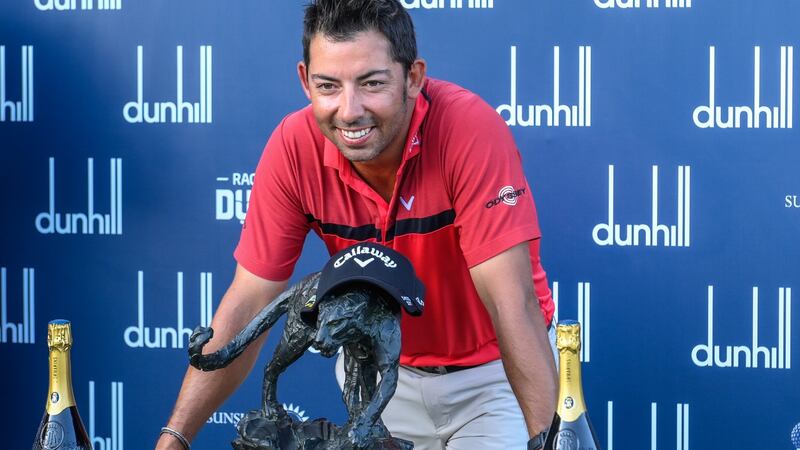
left=336, top=86, right=409, bottom=163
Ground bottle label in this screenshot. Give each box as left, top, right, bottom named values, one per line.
left=40, top=422, right=65, bottom=449
left=46, top=350, right=76, bottom=415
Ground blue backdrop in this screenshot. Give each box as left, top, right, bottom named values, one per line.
left=2, top=1, right=799, bottom=449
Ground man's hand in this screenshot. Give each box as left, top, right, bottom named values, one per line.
left=469, top=241, right=557, bottom=437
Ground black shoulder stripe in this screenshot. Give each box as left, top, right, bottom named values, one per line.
left=386, top=209, right=455, bottom=241
left=306, top=214, right=381, bottom=241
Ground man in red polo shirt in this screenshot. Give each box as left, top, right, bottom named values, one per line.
left=156, top=1, right=557, bottom=449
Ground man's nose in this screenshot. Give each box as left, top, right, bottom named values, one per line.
left=338, top=87, right=365, bottom=125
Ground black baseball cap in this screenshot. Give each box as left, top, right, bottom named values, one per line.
left=300, top=242, right=425, bottom=324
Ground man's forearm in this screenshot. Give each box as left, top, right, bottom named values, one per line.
left=162, top=333, right=268, bottom=442
left=493, top=299, right=558, bottom=436
left=155, top=265, right=288, bottom=449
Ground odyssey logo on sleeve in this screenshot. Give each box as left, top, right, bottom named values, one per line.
left=215, top=172, right=253, bottom=224
left=88, top=381, right=124, bottom=450
left=496, top=46, right=591, bottom=128
left=485, top=186, right=526, bottom=209
left=693, top=46, right=793, bottom=129
left=401, top=0, right=493, bottom=9
left=592, top=165, right=690, bottom=247
left=35, top=157, right=123, bottom=235
left=692, top=286, right=792, bottom=369
left=0, top=267, right=35, bottom=345
left=0, top=45, right=34, bottom=123
left=123, top=271, right=214, bottom=349
left=34, top=0, right=121, bottom=11
left=552, top=281, right=592, bottom=362
left=594, top=0, right=691, bottom=9
left=124, top=45, right=212, bottom=124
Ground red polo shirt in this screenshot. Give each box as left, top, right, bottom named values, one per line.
left=235, top=78, right=554, bottom=367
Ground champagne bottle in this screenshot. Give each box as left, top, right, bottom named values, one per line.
left=32, top=320, right=92, bottom=450
left=544, top=320, right=602, bottom=450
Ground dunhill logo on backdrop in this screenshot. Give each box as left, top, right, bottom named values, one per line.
left=34, top=0, right=122, bottom=11
left=0, top=45, right=34, bottom=122
left=123, top=271, right=214, bottom=349
left=124, top=45, right=213, bottom=124
left=692, top=286, right=792, bottom=369
left=496, top=46, right=591, bottom=127
left=594, top=0, right=691, bottom=8
left=693, top=46, right=793, bottom=129
left=88, top=381, right=124, bottom=450
left=593, top=165, right=690, bottom=247
left=0, top=268, right=35, bottom=344
left=401, top=0, right=493, bottom=9
left=35, top=158, right=123, bottom=235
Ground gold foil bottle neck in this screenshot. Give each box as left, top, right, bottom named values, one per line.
left=556, top=321, right=581, bottom=353
left=48, top=320, right=73, bottom=352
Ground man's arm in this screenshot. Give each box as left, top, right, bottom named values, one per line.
left=469, top=241, right=557, bottom=438
left=155, top=264, right=288, bottom=450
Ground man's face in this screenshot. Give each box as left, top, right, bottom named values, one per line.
left=300, top=30, right=412, bottom=163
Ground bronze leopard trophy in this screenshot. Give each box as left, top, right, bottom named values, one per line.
left=188, top=243, right=425, bottom=450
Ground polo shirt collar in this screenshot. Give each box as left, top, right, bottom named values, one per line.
left=323, top=85, right=430, bottom=171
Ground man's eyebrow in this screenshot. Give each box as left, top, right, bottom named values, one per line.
left=310, top=70, right=392, bottom=83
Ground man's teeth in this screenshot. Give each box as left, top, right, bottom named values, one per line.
left=342, top=128, right=372, bottom=139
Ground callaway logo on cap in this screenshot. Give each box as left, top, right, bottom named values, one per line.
left=300, top=242, right=425, bottom=324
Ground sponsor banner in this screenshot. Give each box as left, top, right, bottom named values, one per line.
left=693, top=46, right=793, bottom=129
left=88, top=381, right=124, bottom=450
left=606, top=402, right=690, bottom=450
left=692, top=286, right=792, bottom=369
left=36, top=158, right=123, bottom=236
left=0, top=267, right=35, bottom=345
left=215, top=172, right=253, bottom=224
left=496, top=46, right=591, bottom=128
left=593, top=165, right=690, bottom=248
left=401, top=0, right=493, bottom=9
left=34, top=0, right=122, bottom=11
left=594, top=0, right=691, bottom=9
left=123, top=271, right=214, bottom=349
left=552, top=281, right=593, bottom=362
left=124, top=46, right=213, bottom=124
left=0, top=45, right=34, bottom=123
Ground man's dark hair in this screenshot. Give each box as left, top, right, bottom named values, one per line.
left=303, top=0, right=418, bottom=75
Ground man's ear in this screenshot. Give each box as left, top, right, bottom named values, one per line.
left=298, top=61, right=312, bottom=100
left=405, top=58, right=427, bottom=100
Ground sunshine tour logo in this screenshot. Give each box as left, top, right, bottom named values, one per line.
left=606, top=402, right=690, bottom=450
left=0, top=267, right=35, bottom=345
left=208, top=404, right=309, bottom=427
left=34, top=0, right=121, bottom=11
left=0, top=45, right=34, bottom=123
left=552, top=281, right=592, bottom=362
left=124, top=45, right=212, bottom=124
left=401, top=0, right=493, bottom=9
left=216, top=172, right=253, bottom=224
left=497, top=46, right=591, bottom=128
left=124, top=271, right=214, bottom=349
left=593, top=165, right=690, bottom=247
left=88, top=381, right=124, bottom=450
left=692, top=286, right=792, bottom=369
left=36, top=157, right=123, bottom=235
left=334, top=246, right=398, bottom=269
left=694, top=46, right=793, bottom=129
left=485, top=186, right=525, bottom=208
left=594, top=0, right=691, bottom=8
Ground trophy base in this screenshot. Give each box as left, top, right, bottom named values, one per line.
left=231, top=410, right=413, bottom=450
